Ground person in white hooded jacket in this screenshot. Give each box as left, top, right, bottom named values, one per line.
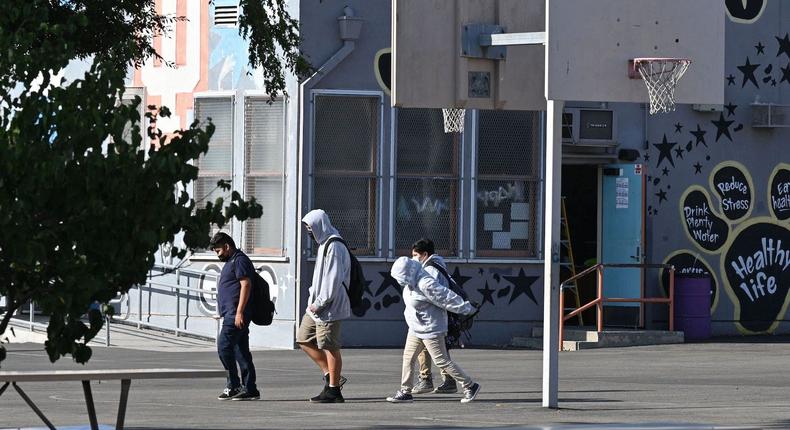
left=410, top=238, right=459, bottom=395
left=298, top=209, right=351, bottom=403
left=386, top=256, right=482, bottom=403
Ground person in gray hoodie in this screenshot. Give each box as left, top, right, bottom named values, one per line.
left=298, top=209, right=351, bottom=403
left=386, top=256, right=481, bottom=403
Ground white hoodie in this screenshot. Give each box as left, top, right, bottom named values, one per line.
left=302, top=209, right=351, bottom=322
left=390, top=257, right=474, bottom=339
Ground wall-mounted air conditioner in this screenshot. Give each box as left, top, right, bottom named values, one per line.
left=562, top=108, right=617, bottom=144
left=752, top=103, right=790, bottom=128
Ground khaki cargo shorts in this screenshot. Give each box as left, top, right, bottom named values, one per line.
left=296, top=313, right=343, bottom=350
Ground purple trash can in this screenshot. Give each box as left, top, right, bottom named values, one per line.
left=674, top=275, right=712, bottom=341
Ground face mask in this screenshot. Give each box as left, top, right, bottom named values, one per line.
left=306, top=230, right=315, bottom=243
left=218, top=253, right=229, bottom=263
left=412, top=255, right=421, bottom=262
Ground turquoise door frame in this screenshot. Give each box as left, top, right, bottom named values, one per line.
left=600, top=163, right=645, bottom=317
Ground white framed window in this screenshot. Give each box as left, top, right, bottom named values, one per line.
left=473, top=110, right=543, bottom=258
left=393, top=108, right=460, bottom=256
left=194, top=95, right=234, bottom=238
left=193, top=94, right=286, bottom=256
left=310, top=91, right=382, bottom=256
left=244, top=97, right=285, bottom=256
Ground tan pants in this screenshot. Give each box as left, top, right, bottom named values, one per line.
left=417, top=348, right=450, bottom=381
left=400, top=334, right=473, bottom=393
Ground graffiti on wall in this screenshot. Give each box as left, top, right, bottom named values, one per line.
left=197, top=263, right=281, bottom=316
left=726, top=0, right=767, bottom=24
left=351, top=265, right=541, bottom=318
left=669, top=162, right=790, bottom=333
left=647, top=5, right=790, bottom=334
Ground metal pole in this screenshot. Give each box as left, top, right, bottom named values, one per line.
left=29, top=302, right=34, bottom=331
left=597, top=266, right=604, bottom=332
left=175, top=270, right=181, bottom=337
left=541, top=99, right=563, bottom=409
left=669, top=267, right=675, bottom=331
left=105, top=316, right=110, bottom=347
left=558, top=286, right=565, bottom=351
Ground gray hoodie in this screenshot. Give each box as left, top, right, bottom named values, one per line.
left=302, top=209, right=351, bottom=322
left=390, top=257, right=474, bottom=339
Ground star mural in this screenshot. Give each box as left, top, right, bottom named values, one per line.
left=724, top=102, right=737, bottom=117
left=642, top=152, right=650, bottom=162
left=653, top=134, right=678, bottom=168
left=451, top=266, right=473, bottom=293
left=776, top=33, right=790, bottom=60
left=690, top=125, right=708, bottom=148
left=755, top=41, right=765, bottom=55
left=655, top=188, right=668, bottom=204
left=662, top=167, right=670, bottom=177
left=674, top=122, right=683, bottom=133
left=375, top=271, right=402, bottom=297
left=674, top=147, right=684, bottom=159
left=502, top=268, right=540, bottom=305
left=780, top=63, right=790, bottom=85
left=477, top=281, right=496, bottom=305
left=694, top=162, right=703, bottom=174
left=711, top=113, right=735, bottom=142
left=737, top=57, right=760, bottom=88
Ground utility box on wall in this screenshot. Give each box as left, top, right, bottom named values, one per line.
left=751, top=103, right=790, bottom=128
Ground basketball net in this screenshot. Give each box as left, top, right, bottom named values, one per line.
left=633, top=58, right=691, bottom=115
left=442, top=108, right=466, bottom=133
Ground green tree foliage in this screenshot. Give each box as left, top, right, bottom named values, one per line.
left=0, top=0, right=309, bottom=366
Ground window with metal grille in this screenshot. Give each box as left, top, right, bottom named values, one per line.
left=394, top=108, right=459, bottom=256
left=244, top=97, right=285, bottom=255
left=194, top=96, right=234, bottom=237
left=312, top=93, right=380, bottom=255
left=475, top=110, right=542, bottom=258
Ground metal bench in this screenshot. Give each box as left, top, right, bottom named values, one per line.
left=0, top=368, right=227, bottom=430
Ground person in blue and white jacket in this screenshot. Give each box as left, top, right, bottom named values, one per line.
left=386, top=256, right=481, bottom=403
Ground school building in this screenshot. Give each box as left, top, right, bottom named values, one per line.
left=114, top=0, right=789, bottom=348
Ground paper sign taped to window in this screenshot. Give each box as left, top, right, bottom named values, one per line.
left=616, top=177, right=629, bottom=209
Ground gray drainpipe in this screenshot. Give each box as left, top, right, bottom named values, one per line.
left=294, top=6, right=364, bottom=320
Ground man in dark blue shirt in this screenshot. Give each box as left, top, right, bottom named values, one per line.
left=210, top=232, right=260, bottom=401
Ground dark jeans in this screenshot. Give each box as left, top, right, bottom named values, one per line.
left=217, top=323, right=257, bottom=393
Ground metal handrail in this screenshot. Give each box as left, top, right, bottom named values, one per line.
left=559, top=263, right=675, bottom=351
left=4, top=263, right=222, bottom=347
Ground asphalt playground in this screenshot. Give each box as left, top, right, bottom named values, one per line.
left=2, top=333, right=790, bottom=430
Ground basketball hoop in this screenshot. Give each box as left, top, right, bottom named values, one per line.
left=442, top=108, right=466, bottom=133
left=629, top=58, right=691, bottom=115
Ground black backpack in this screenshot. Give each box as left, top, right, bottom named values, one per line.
left=230, top=253, right=276, bottom=326
left=249, top=270, right=276, bottom=326
left=424, top=260, right=468, bottom=301
left=324, top=237, right=367, bottom=313
left=424, top=260, right=478, bottom=347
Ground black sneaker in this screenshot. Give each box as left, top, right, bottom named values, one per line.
left=231, top=389, right=260, bottom=401
left=433, top=378, right=458, bottom=394
left=217, top=387, right=241, bottom=400
left=461, top=382, right=481, bottom=403
left=323, top=374, right=348, bottom=390
left=310, top=386, right=327, bottom=402
left=386, top=390, right=414, bottom=403
left=412, top=378, right=434, bottom=394
left=310, top=386, right=344, bottom=403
